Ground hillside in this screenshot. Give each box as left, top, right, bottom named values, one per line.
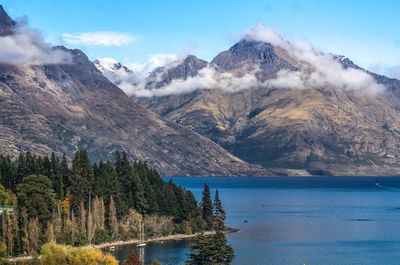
left=121, top=38, right=400, bottom=175
left=0, top=6, right=269, bottom=176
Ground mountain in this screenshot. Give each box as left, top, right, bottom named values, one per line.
left=0, top=5, right=14, bottom=36
left=130, top=39, right=400, bottom=176
left=93, top=57, right=141, bottom=86
left=0, top=6, right=270, bottom=176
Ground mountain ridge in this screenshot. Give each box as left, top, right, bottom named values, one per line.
left=112, top=38, right=400, bottom=175
left=0, top=8, right=272, bottom=176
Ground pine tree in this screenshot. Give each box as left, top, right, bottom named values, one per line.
left=201, top=183, right=214, bottom=229
left=186, top=232, right=234, bottom=265
left=69, top=150, right=94, bottom=210
left=60, top=153, right=69, bottom=199
left=213, top=189, right=226, bottom=231
left=209, top=231, right=234, bottom=264
left=185, top=234, right=212, bottom=265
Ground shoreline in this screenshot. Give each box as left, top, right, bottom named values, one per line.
left=94, top=230, right=217, bottom=249
left=6, top=229, right=236, bottom=263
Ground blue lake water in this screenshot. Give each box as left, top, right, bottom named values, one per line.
left=113, top=176, right=400, bottom=265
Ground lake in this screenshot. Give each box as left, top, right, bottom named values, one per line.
left=113, top=176, right=400, bottom=265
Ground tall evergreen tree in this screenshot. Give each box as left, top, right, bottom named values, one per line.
left=186, top=232, right=234, bottom=265
left=201, top=184, right=213, bottom=229
left=69, top=150, right=94, bottom=210
left=213, top=189, right=226, bottom=231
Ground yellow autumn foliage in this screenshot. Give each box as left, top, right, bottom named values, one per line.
left=41, top=242, right=118, bottom=265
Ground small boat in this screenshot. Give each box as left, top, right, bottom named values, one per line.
left=375, top=180, right=380, bottom=187
left=137, top=243, right=146, bottom=248
left=109, top=246, right=116, bottom=251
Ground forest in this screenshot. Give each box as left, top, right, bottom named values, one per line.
left=0, top=150, right=211, bottom=257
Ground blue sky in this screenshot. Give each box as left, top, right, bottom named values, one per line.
left=2, top=0, right=400, bottom=75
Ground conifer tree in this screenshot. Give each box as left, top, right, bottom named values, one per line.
left=70, top=150, right=94, bottom=210
left=213, top=189, right=226, bottom=231
left=186, top=232, right=234, bottom=265
left=201, top=183, right=213, bottom=229
left=60, top=153, right=69, bottom=199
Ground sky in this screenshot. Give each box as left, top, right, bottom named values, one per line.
left=2, top=0, right=400, bottom=77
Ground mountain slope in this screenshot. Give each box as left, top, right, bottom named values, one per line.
left=130, top=40, right=400, bottom=175
left=0, top=6, right=270, bottom=176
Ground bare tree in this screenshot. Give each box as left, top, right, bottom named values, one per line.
left=109, top=196, right=118, bottom=240
left=45, top=222, right=55, bottom=243
left=79, top=201, right=86, bottom=236
left=27, top=218, right=40, bottom=254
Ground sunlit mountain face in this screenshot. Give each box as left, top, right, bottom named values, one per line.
left=96, top=30, right=400, bottom=176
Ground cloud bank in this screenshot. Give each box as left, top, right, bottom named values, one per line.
left=0, top=24, right=71, bottom=65
left=62, top=31, right=137, bottom=46
left=94, top=57, right=141, bottom=86
left=97, top=24, right=386, bottom=97
left=123, top=66, right=259, bottom=97
left=129, top=53, right=178, bottom=75
left=243, top=24, right=385, bottom=95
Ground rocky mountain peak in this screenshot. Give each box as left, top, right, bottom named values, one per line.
left=211, top=39, right=278, bottom=70
left=145, top=55, right=208, bottom=89
left=182, top=55, right=208, bottom=68
left=0, top=5, right=16, bottom=36
left=211, top=39, right=297, bottom=80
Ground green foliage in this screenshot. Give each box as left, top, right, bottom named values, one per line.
left=201, top=184, right=214, bottom=229
left=93, top=228, right=110, bottom=245
left=0, top=184, right=10, bottom=206
left=0, top=241, right=6, bottom=257
left=151, top=260, right=162, bottom=265
left=186, top=232, right=234, bottom=265
left=69, top=150, right=94, bottom=210
left=213, top=189, right=226, bottom=231
left=0, top=150, right=222, bottom=258
left=16, top=175, right=56, bottom=226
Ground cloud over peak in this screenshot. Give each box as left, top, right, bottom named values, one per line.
left=0, top=23, right=71, bottom=65
left=96, top=24, right=387, bottom=98
left=243, top=24, right=386, bottom=96
left=62, top=31, right=138, bottom=46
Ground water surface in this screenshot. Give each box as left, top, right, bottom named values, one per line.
left=113, top=176, right=400, bottom=265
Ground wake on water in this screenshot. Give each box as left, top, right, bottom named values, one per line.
left=376, top=182, right=400, bottom=192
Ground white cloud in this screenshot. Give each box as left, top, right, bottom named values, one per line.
left=94, top=57, right=141, bottom=88
left=0, top=25, right=71, bottom=65
left=245, top=24, right=386, bottom=96
left=98, top=24, right=386, bottom=98
left=128, top=53, right=178, bottom=75
left=62, top=31, right=137, bottom=46
left=243, top=24, right=291, bottom=50
left=121, top=66, right=259, bottom=97
left=94, top=54, right=181, bottom=95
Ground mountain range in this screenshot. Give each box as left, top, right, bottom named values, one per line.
left=2, top=4, right=400, bottom=176
left=97, top=36, right=400, bottom=176
left=0, top=6, right=269, bottom=176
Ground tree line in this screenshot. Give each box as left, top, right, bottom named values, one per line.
left=0, top=150, right=211, bottom=257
